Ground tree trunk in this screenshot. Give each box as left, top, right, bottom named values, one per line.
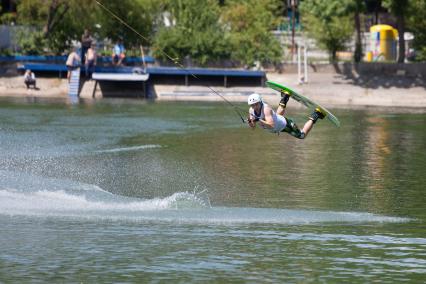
left=374, top=0, right=380, bottom=25
left=354, top=3, right=362, bottom=63
left=43, top=0, right=69, bottom=37
left=331, top=49, right=337, bottom=63
left=397, top=13, right=405, bottom=63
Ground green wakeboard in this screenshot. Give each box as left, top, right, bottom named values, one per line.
left=266, top=80, right=340, bottom=127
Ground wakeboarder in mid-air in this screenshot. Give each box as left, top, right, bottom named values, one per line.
left=247, top=81, right=340, bottom=138
left=247, top=92, right=326, bottom=139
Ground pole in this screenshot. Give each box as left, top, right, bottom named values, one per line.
left=304, top=45, right=308, bottom=83
left=291, top=0, right=296, bottom=62
left=297, top=44, right=301, bottom=82
left=140, top=45, right=146, bottom=72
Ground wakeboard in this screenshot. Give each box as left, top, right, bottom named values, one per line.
left=266, top=80, right=340, bottom=127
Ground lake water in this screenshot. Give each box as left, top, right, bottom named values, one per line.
left=0, top=97, right=425, bottom=283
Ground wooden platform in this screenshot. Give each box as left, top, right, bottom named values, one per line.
left=91, top=72, right=150, bottom=98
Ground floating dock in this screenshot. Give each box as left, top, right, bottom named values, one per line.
left=91, top=72, right=150, bottom=98
left=17, top=62, right=265, bottom=98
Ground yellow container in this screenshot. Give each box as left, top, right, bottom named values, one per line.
left=370, top=25, right=398, bottom=61
left=366, top=51, right=373, bottom=62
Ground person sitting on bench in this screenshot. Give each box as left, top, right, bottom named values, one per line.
left=112, top=38, right=126, bottom=66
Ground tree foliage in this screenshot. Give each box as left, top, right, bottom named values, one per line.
left=15, top=0, right=159, bottom=54
left=222, top=0, right=283, bottom=67
left=13, top=0, right=284, bottom=65
left=10, top=0, right=426, bottom=63
left=300, top=0, right=355, bottom=62
left=406, top=0, right=426, bottom=61
left=94, top=0, right=161, bottom=47
left=17, top=0, right=90, bottom=53
left=152, top=0, right=283, bottom=67
left=152, top=0, right=229, bottom=66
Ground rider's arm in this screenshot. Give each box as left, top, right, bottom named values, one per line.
left=259, top=106, right=275, bottom=129
left=248, top=107, right=256, bottom=128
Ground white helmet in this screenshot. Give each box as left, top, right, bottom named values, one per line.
left=247, top=93, right=262, bottom=105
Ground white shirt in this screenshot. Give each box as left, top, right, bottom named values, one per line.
left=250, top=102, right=287, bottom=133
left=66, top=52, right=81, bottom=67
left=24, top=72, right=35, bottom=81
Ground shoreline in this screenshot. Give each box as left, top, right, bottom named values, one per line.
left=1, top=72, right=425, bottom=109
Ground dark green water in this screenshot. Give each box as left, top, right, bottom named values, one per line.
left=0, top=97, right=425, bottom=283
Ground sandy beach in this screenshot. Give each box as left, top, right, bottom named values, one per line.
left=1, top=71, right=425, bottom=109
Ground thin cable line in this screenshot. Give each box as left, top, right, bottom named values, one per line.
left=95, top=0, right=250, bottom=123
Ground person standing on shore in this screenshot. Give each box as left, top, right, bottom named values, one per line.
left=247, top=92, right=326, bottom=139
left=81, top=29, right=93, bottom=64
left=66, top=47, right=81, bottom=83
left=85, top=43, right=97, bottom=79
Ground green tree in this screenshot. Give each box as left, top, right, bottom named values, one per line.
left=152, top=0, right=282, bottom=67
left=407, top=0, right=426, bottom=61
left=16, top=0, right=97, bottom=54
left=382, top=0, right=409, bottom=63
left=222, top=0, right=283, bottom=67
left=300, top=0, right=354, bottom=62
left=152, top=0, right=229, bottom=66
left=94, top=0, right=161, bottom=48
left=15, top=0, right=160, bottom=55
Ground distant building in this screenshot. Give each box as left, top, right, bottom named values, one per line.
left=0, top=1, right=17, bottom=50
